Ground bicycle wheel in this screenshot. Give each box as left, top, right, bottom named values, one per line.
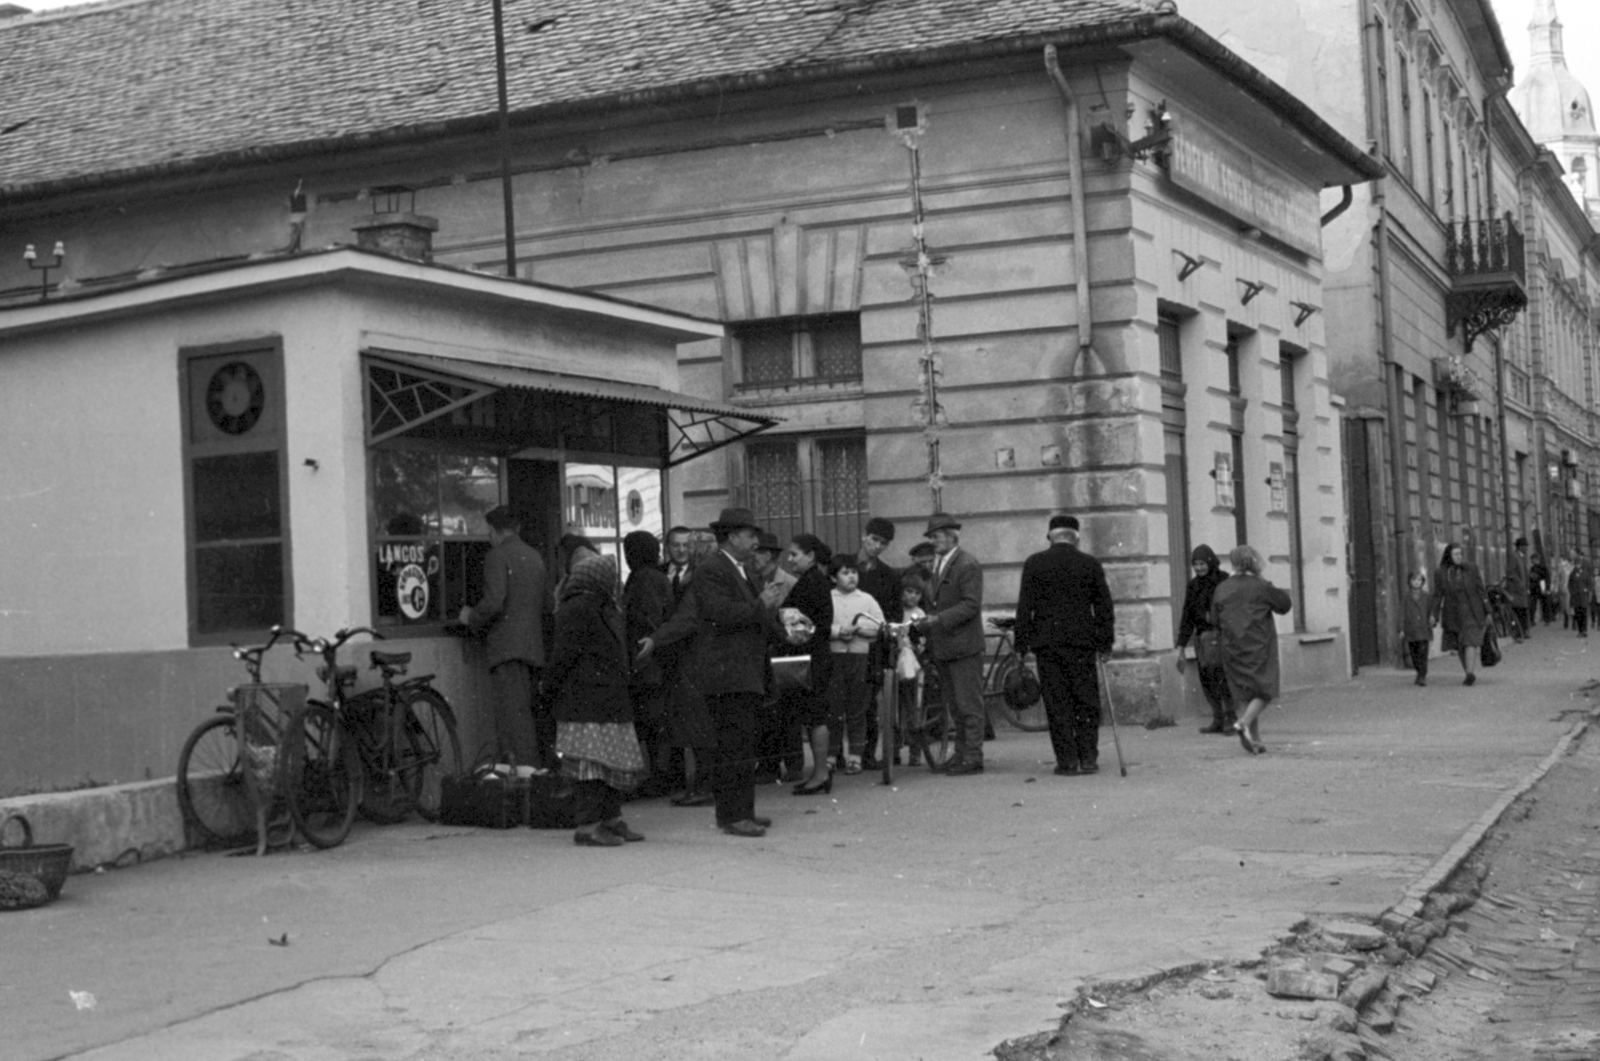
left=915, top=668, right=955, bottom=770
left=401, top=688, right=463, bottom=821
left=285, top=701, right=360, bottom=848
left=176, top=714, right=255, bottom=848
left=985, top=653, right=1049, bottom=732
left=354, top=692, right=418, bottom=825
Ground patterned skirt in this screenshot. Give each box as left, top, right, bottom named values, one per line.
left=556, top=721, right=647, bottom=792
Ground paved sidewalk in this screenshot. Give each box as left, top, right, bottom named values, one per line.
left=5, top=629, right=1598, bottom=1061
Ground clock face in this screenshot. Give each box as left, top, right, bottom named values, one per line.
left=206, top=362, right=265, bottom=435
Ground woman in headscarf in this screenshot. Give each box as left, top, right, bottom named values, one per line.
left=1174, top=544, right=1234, bottom=735
left=544, top=553, right=648, bottom=846
left=1429, top=542, right=1489, bottom=686
left=622, top=530, right=674, bottom=796
left=1208, top=545, right=1292, bottom=754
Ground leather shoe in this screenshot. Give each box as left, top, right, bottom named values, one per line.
left=750, top=815, right=773, bottom=828
left=720, top=819, right=767, bottom=838
left=1078, top=762, right=1099, bottom=774
left=1199, top=722, right=1226, bottom=734
left=671, top=790, right=714, bottom=807
left=1054, top=763, right=1079, bottom=776
left=942, top=760, right=984, bottom=776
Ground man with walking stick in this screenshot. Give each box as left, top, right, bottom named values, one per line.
left=1013, top=515, right=1116, bottom=775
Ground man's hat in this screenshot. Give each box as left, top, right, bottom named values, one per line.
left=709, top=507, right=762, bottom=534
left=485, top=506, right=520, bottom=530
left=754, top=530, right=783, bottom=554
left=1515, top=536, right=1529, bottom=548
left=1048, top=515, right=1080, bottom=532
left=923, top=512, right=961, bottom=537
left=909, top=541, right=936, bottom=558
left=864, top=517, right=896, bottom=542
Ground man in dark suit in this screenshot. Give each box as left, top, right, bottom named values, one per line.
left=460, top=506, right=554, bottom=769
left=914, top=512, right=987, bottom=775
left=692, top=507, right=787, bottom=837
left=1014, top=515, right=1116, bottom=775
left=663, top=525, right=695, bottom=608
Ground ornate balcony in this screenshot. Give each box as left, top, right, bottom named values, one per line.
left=1444, top=213, right=1527, bottom=351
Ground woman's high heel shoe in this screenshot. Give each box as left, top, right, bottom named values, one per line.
left=793, top=769, right=834, bottom=796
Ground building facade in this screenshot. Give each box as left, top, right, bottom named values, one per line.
left=0, top=0, right=1381, bottom=789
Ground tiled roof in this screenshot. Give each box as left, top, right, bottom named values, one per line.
left=0, top=0, right=1164, bottom=197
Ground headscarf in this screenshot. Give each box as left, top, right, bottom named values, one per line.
left=1229, top=544, right=1263, bottom=576
left=561, top=552, right=618, bottom=605
left=1191, top=544, right=1221, bottom=578
left=622, top=530, right=660, bottom=572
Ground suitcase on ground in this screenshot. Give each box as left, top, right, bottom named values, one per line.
left=439, top=770, right=530, bottom=829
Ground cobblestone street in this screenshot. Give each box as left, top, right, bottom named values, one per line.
left=1388, top=720, right=1600, bottom=1060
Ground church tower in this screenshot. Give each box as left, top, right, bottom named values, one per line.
left=1511, top=0, right=1600, bottom=219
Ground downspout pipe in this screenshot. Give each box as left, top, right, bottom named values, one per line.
left=1321, top=185, right=1354, bottom=226
left=1484, top=89, right=1516, bottom=560
left=1044, top=45, right=1096, bottom=376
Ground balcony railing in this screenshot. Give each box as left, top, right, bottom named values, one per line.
left=1444, top=213, right=1528, bottom=352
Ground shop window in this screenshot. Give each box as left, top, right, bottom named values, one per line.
left=1158, top=311, right=1190, bottom=637
left=734, top=433, right=867, bottom=551
left=371, top=450, right=502, bottom=627
left=733, top=313, right=861, bottom=390
left=182, top=343, right=290, bottom=643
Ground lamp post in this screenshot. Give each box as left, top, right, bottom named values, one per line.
left=23, top=241, right=64, bottom=300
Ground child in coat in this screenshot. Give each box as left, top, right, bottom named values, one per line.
left=828, top=554, right=885, bottom=773
left=1402, top=569, right=1434, bottom=686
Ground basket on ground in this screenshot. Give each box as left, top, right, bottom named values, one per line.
left=0, top=814, right=73, bottom=907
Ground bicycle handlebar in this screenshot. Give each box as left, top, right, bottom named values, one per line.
left=273, top=625, right=385, bottom=659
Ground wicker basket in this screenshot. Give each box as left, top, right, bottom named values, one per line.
left=0, top=814, right=73, bottom=904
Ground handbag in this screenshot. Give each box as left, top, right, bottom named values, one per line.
left=1481, top=624, right=1501, bottom=667
left=771, top=655, right=812, bottom=693
left=1195, top=629, right=1223, bottom=670
left=439, top=765, right=532, bottom=829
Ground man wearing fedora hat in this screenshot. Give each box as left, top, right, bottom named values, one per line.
left=692, top=507, right=788, bottom=836
left=914, top=512, right=987, bottom=775
left=1014, top=515, right=1115, bottom=775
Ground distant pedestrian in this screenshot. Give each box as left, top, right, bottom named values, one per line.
left=1430, top=542, right=1489, bottom=686
left=913, top=513, right=987, bottom=776
left=1530, top=551, right=1551, bottom=624
left=1556, top=552, right=1575, bottom=628
left=1013, top=515, right=1115, bottom=775
left=1571, top=554, right=1592, bottom=638
left=1505, top=537, right=1531, bottom=642
left=1401, top=569, right=1434, bottom=686
left=1174, top=543, right=1234, bottom=735
left=543, top=554, right=647, bottom=847
left=1209, top=545, right=1292, bottom=754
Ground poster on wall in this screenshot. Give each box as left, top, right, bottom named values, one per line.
left=375, top=540, right=441, bottom=623
left=1268, top=461, right=1287, bottom=514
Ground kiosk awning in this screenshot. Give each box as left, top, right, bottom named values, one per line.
left=364, top=350, right=776, bottom=466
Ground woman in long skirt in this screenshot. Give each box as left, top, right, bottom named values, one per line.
left=1209, top=545, right=1292, bottom=754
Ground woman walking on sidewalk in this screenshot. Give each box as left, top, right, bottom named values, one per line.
left=1430, top=542, right=1489, bottom=686
left=1174, top=543, right=1234, bottom=734
left=1209, top=545, right=1291, bottom=754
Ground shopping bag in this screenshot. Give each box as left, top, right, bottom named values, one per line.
left=1480, top=624, right=1501, bottom=667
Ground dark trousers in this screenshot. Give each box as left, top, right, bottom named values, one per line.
left=1407, top=640, right=1429, bottom=679
left=490, top=661, right=546, bottom=767
left=1576, top=605, right=1590, bottom=636
left=1197, top=661, right=1235, bottom=725
left=706, top=692, right=760, bottom=825
left=933, top=653, right=985, bottom=764
left=754, top=696, right=796, bottom=779
left=1037, top=647, right=1102, bottom=768
left=1512, top=606, right=1531, bottom=639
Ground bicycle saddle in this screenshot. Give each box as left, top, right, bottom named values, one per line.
left=989, top=616, right=1017, bottom=630
left=369, top=650, right=413, bottom=669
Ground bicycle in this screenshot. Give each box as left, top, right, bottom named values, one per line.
left=176, top=630, right=297, bottom=850
left=981, top=618, right=1047, bottom=732
left=279, top=627, right=463, bottom=842
left=1488, top=581, right=1524, bottom=643
left=878, top=622, right=956, bottom=779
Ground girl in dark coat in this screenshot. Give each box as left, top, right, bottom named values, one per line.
left=1401, top=569, right=1434, bottom=686
left=1174, top=544, right=1234, bottom=734
left=545, top=553, right=648, bottom=846
left=1208, top=545, right=1292, bottom=755
left=785, top=533, right=837, bottom=795
left=1430, top=542, right=1488, bottom=686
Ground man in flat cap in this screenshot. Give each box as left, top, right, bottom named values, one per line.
left=1013, top=515, right=1115, bottom=775
left=460, top=506, right=554, bottom=769
left=692, top=507, right=789, bottom=836
left=914, top=512, right=987, bottom=775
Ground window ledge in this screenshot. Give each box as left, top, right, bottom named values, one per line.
left=733, top=379, right=864, bottom=407
left=1296, top=632, right=1337, bottom=645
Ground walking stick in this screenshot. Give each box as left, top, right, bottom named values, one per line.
left=1095, top=655, right=1128, bottom=777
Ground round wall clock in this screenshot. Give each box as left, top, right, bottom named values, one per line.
left=206, top=361, right=265, bottom=435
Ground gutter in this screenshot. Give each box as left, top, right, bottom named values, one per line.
left=1, top=13, right=1383, bottom=206
left=1044, top=44, right=1096, bottom=373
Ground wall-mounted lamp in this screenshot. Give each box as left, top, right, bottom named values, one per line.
left=1089, top=99, right=1174, bottom=164
left=23, top=241, right=64, bottom=300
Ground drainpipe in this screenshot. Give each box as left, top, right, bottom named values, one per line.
left=1044, top=45, right=1096, bottom=376
left=1483, top=91, right=1516, bottom=561
left=1321, top=185, right=1355, bottom=226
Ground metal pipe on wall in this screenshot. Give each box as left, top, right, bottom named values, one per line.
left=1044, top=45, right=1096, bottom=375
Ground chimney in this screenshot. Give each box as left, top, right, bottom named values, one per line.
left=352, top=186, right=438, bottom=263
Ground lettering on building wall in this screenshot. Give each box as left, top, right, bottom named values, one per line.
left=1166, top=118, right=1321, bottom=258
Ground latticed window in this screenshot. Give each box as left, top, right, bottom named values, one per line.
left=818, top=436, right=867, bottom=516
left=735, top=433, right=868, bottom=550
left=745, top=440, right=803, bottom=525
left=734, top=313, right=861, bottom=389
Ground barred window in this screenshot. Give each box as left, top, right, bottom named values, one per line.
left=733, top=313, right=861, bottom=389
left=735, top=433, right=867, bottom=551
